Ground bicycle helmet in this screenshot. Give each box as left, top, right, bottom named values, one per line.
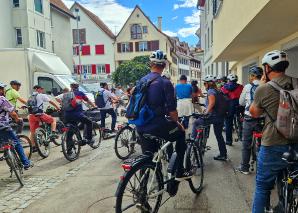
left=0, top=82, right=7, bottom=88
left=227, top=73, right=238, bottom=82
left=203, top=75, right=216, bottom=82
left=249, top=66, right=263, bottom=77
left=262, top=50, right=289, bottom=72
left=10, top=80, right=21, bottom=86
left=70, top=82, right=79, bottom=89
left=150, top=50, right=167, bottom=65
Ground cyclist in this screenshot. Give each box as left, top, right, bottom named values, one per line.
left=63, top=83, right=97, bottom=145
left=192, top=75, right=227, bottom=161
left=98, top=82, right=119, bottom=132
left=28, top=85, right=60, bottom=145
left=191, top=80, right=204, bottom=113
left=0, top=82, right=32, bottom=169
left=137, top=50, right=192, bottom=181
left=216, top=76, right=226, bottom=89
left=250, top=50, right=295, bottom=213
left=175, top=75, right=193, bottom=128
left=221, top=74, right=244, bottom=145
left=5, top=80, right=27, bottom=108
left=115, top=84, right=124, bottom=97
left=235, top=66, right=263, bottom=175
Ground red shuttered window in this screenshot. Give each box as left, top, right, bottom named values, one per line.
left=105, top=64, right=110, bottom=74
left=91, top=64, right=96, bottom=74
left=81, top=45, right=90, bottom=55
left=95, top=45, right=105, bottom=55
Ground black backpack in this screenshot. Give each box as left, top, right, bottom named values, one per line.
left=214, top=90, right=229, bottom=117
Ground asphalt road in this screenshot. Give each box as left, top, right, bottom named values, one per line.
left=0, top=117, right=278, bottom=213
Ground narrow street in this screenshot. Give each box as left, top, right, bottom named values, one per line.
left=0, top=118, right=262, bottom=213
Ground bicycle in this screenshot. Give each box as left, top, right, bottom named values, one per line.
left=45, top=107, right=65, bottom=146
left=61, top=109, right=102, bottom=162
left=233, top=106, right=244, bottom=142
left=0, top=128, right=24, bottom=186
left=192, top=114, right=211, bottom=157
left=114, top=123, right=141, bottom=160
left=115, top=130, right=204, bottom=212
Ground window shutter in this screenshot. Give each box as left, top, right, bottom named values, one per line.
left=81, top=45, right=90, bottom=55
left=135, top=42, right=139, bottom=52
left=77, top=65, right=81, bottom=74
left=72, top=29, right=78, bottom=44
left=95, top=45, right=105, bottom=55
left=151, top=40, right=159, bottom=51
left=91, top=64, right=96, bottom=74
left=147, top=41, right=151, bottom=51
left=117, top=43, right=121, bottom=53
left=129, top=42, right=133, bottom=52
left=79, top=29, right=86, bottom=44
left=105, top=64, right=111, bottom=74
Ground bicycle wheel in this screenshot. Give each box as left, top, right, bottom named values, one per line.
left=115, top=162, right=164, bottom=213
left=89, top=123, right=101, bottom=149
left=52, top=121, right=64, bottom=146
left=35, top=128, right=50, bottom=158
left=18, top=135, right=32, bottom=160
left=5, top=149, right=24, bottom=186
left=114, top=126, right=135, bottom=160
left=61, top=130, right=81, bottom=162
left=185, top=144, right=204, bottom=194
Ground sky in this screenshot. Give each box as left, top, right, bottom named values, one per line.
left=62, top=0, right=200, bottom=46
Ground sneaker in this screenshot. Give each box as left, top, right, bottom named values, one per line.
left=24, top=161, right=34, bottom=170
left=175, top=170, right=193, bottom=181
left=213, top=155, right=227, bottom=161
left=32, top=146, right=38, bottom=153
left=86, top=139, right=95, bottom=146
left=235, top=166, right=249, bottom=175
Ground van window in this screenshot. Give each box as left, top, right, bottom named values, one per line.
left=38, top=77, right=62, bottom=95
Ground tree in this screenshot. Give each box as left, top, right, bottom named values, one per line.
left=112, top=55, right=150, bottom=86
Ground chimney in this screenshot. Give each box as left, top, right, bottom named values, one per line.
left=157, top=17, right=162, bottom=31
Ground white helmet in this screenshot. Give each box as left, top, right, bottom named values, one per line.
left=262, top=50, right=289, bottom=70
left=0, top=82, right=7, bottom=88
left=203, top=75, right=216, bottom=82
left=227, top=73, right=238, bottom=82
left=150, top=50, right=167, bottom=65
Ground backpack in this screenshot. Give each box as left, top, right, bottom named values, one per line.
left=95, top=90, right=106, bottom=108
left=27, top=93, right=42, bottom=114
left=61, top=92, right=78, bottom=112
left=245, top=83, right=258, bottom=111
left=266, top=79, right=298, bottom=141
left=214, top=90, right=229, bottom=117
left=126, top=76, right=160, bottom=126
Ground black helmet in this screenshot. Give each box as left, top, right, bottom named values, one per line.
left=10, top=80, right=21, bottom=86
left=249, top=66, right=263, bottom=77
left=70, top=82, right=79, bottom=89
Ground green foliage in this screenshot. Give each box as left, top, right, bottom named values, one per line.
left=112, top=55, right=150, bottom=86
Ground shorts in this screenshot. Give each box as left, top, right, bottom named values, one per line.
left=29, top=114, right=54, bottom=132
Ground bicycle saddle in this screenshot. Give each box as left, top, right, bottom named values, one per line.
left=282, top=150, right=298, bottom=162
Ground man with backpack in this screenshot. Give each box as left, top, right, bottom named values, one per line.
left=96, top=82, right=118, bottom=132
left=129, top=50, right=192, bottom=181
left=235, top=66, right=263, bottom=175
left=250, top=50, right=297, bottom=213
left=28, top=85, right=60, bottom=146
left=221, top=74, right=244, bottom=145
left=63, top=83, right=96, bottom=145
left=191, top=75, right=228, bottom=161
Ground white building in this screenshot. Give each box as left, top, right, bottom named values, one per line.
left=198, top=0, right=229, bottom=79
left=70, top=2, right=116, bottom=84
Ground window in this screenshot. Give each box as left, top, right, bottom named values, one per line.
left=142, top=26, right=148, bottom=34
left=34, top=0, right=43, bottom=13
left=95, top=45, right=105, bottom=55
left=15, top=28, right=22, bottom=45
left=52, top=41, right=54, bottom=52
left=207, top=28, right=210, bottom=49
left=36, top=30, right=45, bottom=48
left=38, top=77, right=62, bottom=95
left=131, top=24, right=142, bottom=39
left=72, top=29, right=86, bottom=44
left=13, top=0, right=19, bottom=7
left=82, top=65, right=91, bottom=74
left=211, top=20, right=213, bottom=45
left=121, top=43, right=131, bottom=52
left=139, top=41, right=148, bottom=52
left=96, top=65, right=106, bottom=74
left=73, top=46, right=79, bottom=55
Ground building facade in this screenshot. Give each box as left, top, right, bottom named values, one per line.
left=70, top=3, right=116, bottom=84
left=198, top=0, right=229, bottom=80
left=115, top=6, right=178, bottom=83
left=211, top=0, right=298, bottom=84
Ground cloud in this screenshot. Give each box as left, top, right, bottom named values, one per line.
left=163, top=30, right=178, bottom=37
left=178, top=26, right=198, bottom=37
left=172, top=16, right=178, bottom=20
left=177, top=10, right=200, bottom=38
left=173, top=0, right=197, bottom=10
left=62, top=0, right=132, bottom=34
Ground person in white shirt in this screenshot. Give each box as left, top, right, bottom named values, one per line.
left=99, top=83, right=119, bottom=131
left=236, top=67, right=264, bottom=175
left=115, top=85, right=124, bottom=97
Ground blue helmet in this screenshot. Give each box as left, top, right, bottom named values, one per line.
left=10, top=80, right=21, bottom=86
left=249, top=66, right=263, bottom=77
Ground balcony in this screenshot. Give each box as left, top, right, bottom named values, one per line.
left=213, top=0, right=298, bottom=61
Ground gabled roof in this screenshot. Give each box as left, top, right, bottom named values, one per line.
left=116, top=5, right=173, bottom=46
left=50, top=0, right=75, bottom=18
left=71, top=2, right=115, bottom=39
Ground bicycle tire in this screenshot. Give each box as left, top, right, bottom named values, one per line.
left=61, top=130, right=81, bottom=162
left=5, top=149, right=24, bottom=186
left=185, top=144, right=204, bottom=194
left=18, top=135, right=33, bottom=160
left=35, top=128, right=50, bottom=158
left=89, top=124, right=102, bottom=149
left=51, top=121, right=64, bottom=146
left=115, top=162, right=164, bottom=213
left=114, top=126, right=135, bottom=160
